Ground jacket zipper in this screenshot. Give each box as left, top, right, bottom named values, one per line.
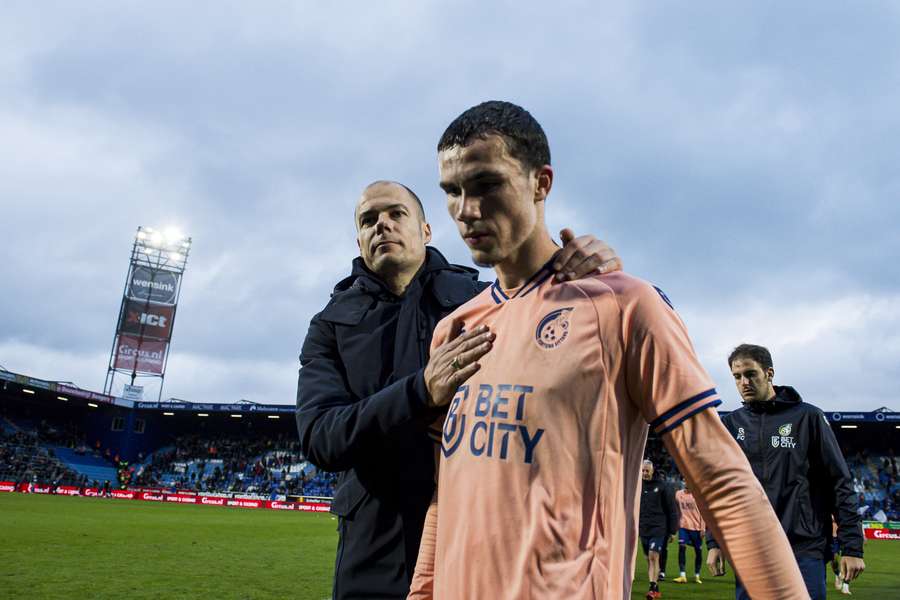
left=759, top=412, right=767, bottom=481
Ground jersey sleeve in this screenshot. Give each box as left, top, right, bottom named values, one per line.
left=621, top=282, right=721, bottom=435
left=664, top=409, right=809, bottom=597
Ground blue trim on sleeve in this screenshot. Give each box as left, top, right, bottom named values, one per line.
left=655, top=399, right=722, bottom=435
left=649, top=388, right=718, bottom=430
left=490, top=286, right=502, bottom=304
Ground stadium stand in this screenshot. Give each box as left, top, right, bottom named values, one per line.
left=3, top=369, right=895, bottom=508
left=131, top=432, right=336, bottom=497
left=845, top=451, right=900, bottom=520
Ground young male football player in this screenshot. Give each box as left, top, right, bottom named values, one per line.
left=673, top=483, right=705, bottom=584
left=409, top=101, right=809, bottom=599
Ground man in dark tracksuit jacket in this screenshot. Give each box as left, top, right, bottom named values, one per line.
left=707, top=344, right=865, bottom=600
left=639, top=460, right=679, bottom=598
left=297, top=181, right=619, bottom=599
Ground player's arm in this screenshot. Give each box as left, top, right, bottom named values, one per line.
left=811, top=409, right=865, bottom=580
left=621, top=281, right=808, bottom=598
left=662, top=412, right=809, bottom=597
left=296, top=314, right=443, bottom=471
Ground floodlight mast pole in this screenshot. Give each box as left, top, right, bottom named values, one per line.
left=157, top=240, right=190, bottom=401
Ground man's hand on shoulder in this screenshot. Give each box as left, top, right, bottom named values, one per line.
left=424, top=323, right=494, bottom=408
left=840, top=556, right=865, bottom=582
left=553, top=228, right=622, bottom=281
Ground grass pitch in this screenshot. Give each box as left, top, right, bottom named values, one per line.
left=2, top=493, right=898, bottom=599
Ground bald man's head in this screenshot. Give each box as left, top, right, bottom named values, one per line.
left=356, top=181, right=426, bottom=225
left=355, top=181, right=432, bottom=290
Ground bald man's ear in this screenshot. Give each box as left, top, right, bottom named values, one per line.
left=423, top=222, right=432, bottom=244
left=534, top=165, right=553, bottom=203
left=356, top=236, right=362, bottom=254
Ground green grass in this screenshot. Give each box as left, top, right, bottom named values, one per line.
left=2, top=493, right=898, bottom=599
left=629, top=536, right=900, bottom=600
left=0, top=493, right=337, bottom=599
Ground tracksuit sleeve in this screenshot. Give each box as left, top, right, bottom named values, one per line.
left=663, top=409, right=810, bottom=599
left=812, top=411, right=864, bottom=558
left=295, top=315, right=439, bottom=471
left=666, top=484, right=680, bottom=536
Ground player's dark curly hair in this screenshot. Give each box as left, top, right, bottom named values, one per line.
left=728, top=344, right=774, bottom=370
left=437, top=101, right=551, bottom=172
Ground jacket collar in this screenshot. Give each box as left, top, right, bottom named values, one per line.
left=320, top=247, right=480, bottom=325
left=743, top=385, right=803, bottom=414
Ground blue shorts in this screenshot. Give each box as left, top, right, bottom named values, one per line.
left=641, top=535, right=667, bottom=555
left=832, top=540, right=842, bottom=556
left=678, top=528, right=703, bottom=548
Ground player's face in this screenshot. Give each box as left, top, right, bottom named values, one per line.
left=438, top=135, right=551, bottom=268
left=641, top=463, right=654, bottom=480
left=356, top=183, right=431, bottom=279
left=730, top=357, right=775, bottom=403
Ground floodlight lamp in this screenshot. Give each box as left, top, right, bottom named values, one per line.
left=150, top=231, right=164, bottom=247
left=163, top=227, right=184, bottom=246
left=136, top=231, right=146, bottom=240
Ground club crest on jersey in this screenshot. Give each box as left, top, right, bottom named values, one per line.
left=535, top=307, right=574, bottom=349
left=772, top=422, right=797, bottom=449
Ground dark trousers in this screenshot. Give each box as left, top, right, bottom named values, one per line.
left=735, top=556, right=826, bottom=600
left=678, top=544, right=703, bottom=576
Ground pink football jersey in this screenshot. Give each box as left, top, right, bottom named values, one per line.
left=676, top=489, right=706, bottom=532
left=415, top=266, right=720, bottom=599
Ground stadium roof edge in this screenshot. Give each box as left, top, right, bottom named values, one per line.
left=0, top=368, right=293, bottom=413
left=2, top=367, right=893, bottom=419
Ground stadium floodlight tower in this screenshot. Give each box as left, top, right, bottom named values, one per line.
left=104, top=226, right=192, bottom=402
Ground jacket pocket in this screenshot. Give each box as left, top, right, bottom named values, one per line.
left=330, top=472, right=368, bottom=520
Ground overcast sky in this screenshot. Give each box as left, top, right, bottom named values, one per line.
left=1, top=2, right=898, bottom=411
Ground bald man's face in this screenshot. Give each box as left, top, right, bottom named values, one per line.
left=356, top=183, right=431, bottom=280
left=642, top=463, right=654, bottom=480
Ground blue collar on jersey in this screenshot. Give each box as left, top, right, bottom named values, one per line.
left=489, top=254, right=558, bottom=304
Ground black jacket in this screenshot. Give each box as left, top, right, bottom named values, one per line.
left=296, top=247, right=485, bottom=599
left=708, top=386, right=863, bottom=560
left=639, top=478, right=679, bottom=538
